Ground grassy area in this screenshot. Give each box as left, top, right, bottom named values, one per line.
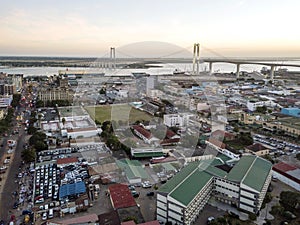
left=85, top=104, right=153, bottom=124
left=224, top=140, right=245, bottom=152
left=152, top=164, right=163, bottom=173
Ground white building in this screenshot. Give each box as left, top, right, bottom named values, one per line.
left=206, top=139, right=240, bottom=160
left=0, top=95, right=12, bottom=107
left=246, top=100, right=277, bottom=111
left=163, top=113, right=194, bottom=127
left=157, top=155, right=272, bottom=225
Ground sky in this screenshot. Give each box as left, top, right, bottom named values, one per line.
left=1, top=0, right=300, bottom=57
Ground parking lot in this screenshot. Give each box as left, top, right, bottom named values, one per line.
left=253, top=134, right=300, bottom=155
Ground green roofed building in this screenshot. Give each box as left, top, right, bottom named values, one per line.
left=116, top=159, right=150, bottom=184
left=131, top=147, right=165, bottom=158
left=156, top=155, right=272, bottom=225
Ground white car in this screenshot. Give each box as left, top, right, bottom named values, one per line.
left=142, top=181, right=152, bottom=188
left=42, top=212, right=47, bottom=220
left=35, top=198, right=44, bottom=204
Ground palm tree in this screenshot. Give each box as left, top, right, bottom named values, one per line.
left=61, top=117, right=66, bottom=129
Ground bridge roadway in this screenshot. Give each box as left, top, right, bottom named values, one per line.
left=96, top=57, right=300, bottom=80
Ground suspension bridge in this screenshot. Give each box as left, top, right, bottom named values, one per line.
left=91, top=43, right=300, bottom=81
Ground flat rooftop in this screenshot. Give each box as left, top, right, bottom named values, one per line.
left=58, top=106, right=89, bottom=118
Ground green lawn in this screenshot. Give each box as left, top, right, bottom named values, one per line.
left=85, top=104, right=153, bottom=124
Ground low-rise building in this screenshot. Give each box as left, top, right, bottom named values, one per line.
left=272, top=162, right=300, bottom=191
left=244, top=143, right=270, bottom=156
left=281, top=107, right=300, bottom=118
left=246, top=99, right=279, bottom=112
left=131, top=125, right=159, bottom=144
left=108, top=184, right=137, bottom=210
left=131, top=147, right=165, bottom=158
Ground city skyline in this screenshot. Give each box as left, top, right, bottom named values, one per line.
left=1, top=0, right=300, bottom=57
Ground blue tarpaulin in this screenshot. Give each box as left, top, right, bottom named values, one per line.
left=59, top=181, right=86, bottom=199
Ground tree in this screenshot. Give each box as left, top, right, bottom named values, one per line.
left=27, top=126, right=37, bottom=135
left=29, top=132, right=46, bottom=145
left=34, top=140, right=48, bottom=151
left=296, top=153, right=300, bottom=161
left=11, top=94, right=21, bottom=107
left=95, top=120, right=101, bottom=125
left=271, top=205, right=284, bottom=215
left=233, top=126, right=239, bottom=132
left=36, top=100, right=44, bottom=108
left=256, top=106, right=267, bottom=114
left=248, top=213, right=257, bottom=221
left=29, top=132, right=48, bottom=152
left=279, top=191, right=300, bottom=212
left=61, top=117, right=66, bottom=127
left=22, top=148, right=36, bottom=163
left=99, top=87, right=106, bottom=95
left=238, top=132, right=253, bottom=146
left=123, top=216, right=137, bottom=223
left=101, top=121, right=112, bottom=133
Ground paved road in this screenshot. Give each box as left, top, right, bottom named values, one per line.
left=194, top=204, right=226, bottom=225
left=0, top=127, right=26, bottom=223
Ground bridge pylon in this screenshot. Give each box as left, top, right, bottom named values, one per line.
left=192, top=43, right=200, bottom=75
left=110, top=47, right=116, bottom=69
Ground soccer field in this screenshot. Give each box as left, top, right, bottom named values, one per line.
left=85, top=104, right=152, bottom=123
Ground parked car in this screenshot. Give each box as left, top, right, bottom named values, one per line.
left=42, top=212, right=47, bottom=220
left=13, top=202, right=19, bottom=209
left=146, top=192, right=155, bottom=196
left=131, top=190, right=140, bottom=198
left=207, top=216, right=215, bottom=224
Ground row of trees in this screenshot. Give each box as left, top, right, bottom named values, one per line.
left=23, top=131, right=48, bottom=163
left=271, top=191, right=300, bottom=221
left=0, top=107, right=14, bottom=136
left=35, top=99, right=71, bottom=108
left=29, top=132, right=48, bottom=152
left=11, top=94, right=21, bottom=107
left=101, top=121, right=131, bottom=155
left=0, top=93, right=22, bottom=135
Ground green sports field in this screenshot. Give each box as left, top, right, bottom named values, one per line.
left=85, top=104, right=152, bottom=124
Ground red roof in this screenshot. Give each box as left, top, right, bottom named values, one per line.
left=273, top=162, right=298, bottom=172
left=132, top=125, right=152, bottom=139
left=165, top=129, right=177, bottom=139
left=246, top=143, right=268, bottom=152
left=208, top=138, right=226, bottom=149
left=109, top=184, right=136, bottom=209
left=273, top=162, right=300, bottom=185
left=160, top=138, right=180, bottom=146
left=121, top=221, right=136, bottom=225
left=211, top=130, right=235, bottom=140
left=57, top=157, right=78, bottom=165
